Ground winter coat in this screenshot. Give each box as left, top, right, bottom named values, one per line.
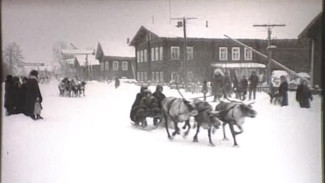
left=25, top=75, right=43, bottom=117
left=130, top=92, right=146, bottom=122
left=249, top=75, right=259, bottom=89
left=296, top=84, right=313, bottom=108
left=211, top=73, right=225, bottom=96
left=239, top=78, right=248, bottom=93
left=224, top=76, right=232, bottom=94
left=278, top=81, right=288, bottom=106
left=115, top=78, right=120, bottom=88
left=201, top=84, right=208, bottom=94
left=153, top=91, right=166, bottom=108
left=4, top=79, right=14, bottom=114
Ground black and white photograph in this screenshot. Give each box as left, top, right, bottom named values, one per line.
left=1, top=0, right=323, bottom=182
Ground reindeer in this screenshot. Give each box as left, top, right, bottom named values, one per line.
left=215, top=100, right=257, bottom=147
left=161, top=97, right=198, bottom=139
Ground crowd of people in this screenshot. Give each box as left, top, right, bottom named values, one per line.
left=58, top=78, right=86, bottom=97
left=206, top=68, right=313, bottom=108
left=208, top=69, right=260, bottom=102
left=4, top=70, right=43, bottom=120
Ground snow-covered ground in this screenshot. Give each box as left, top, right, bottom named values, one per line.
left=1, top=79, right=322, bottom=183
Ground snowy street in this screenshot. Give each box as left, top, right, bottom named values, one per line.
left=1, top=80, right=322, bottom=183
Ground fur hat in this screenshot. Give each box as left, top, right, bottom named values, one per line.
left=29, top=70, right=38, bottom=77
left=143, top=89, right=152, bottom=94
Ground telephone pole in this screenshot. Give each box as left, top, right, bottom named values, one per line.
left=171, top=16, right=197, bottom=91
left=253, top=24, right=285, bottom=93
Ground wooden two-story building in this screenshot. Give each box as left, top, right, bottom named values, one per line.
left=95, top=41, right=135, bottom=81
left=130, top=25, right=311, bottom=84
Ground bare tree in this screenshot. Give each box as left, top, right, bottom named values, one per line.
left=2, top=42, right=25, bottom=75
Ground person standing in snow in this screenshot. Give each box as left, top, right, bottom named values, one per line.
left=201, top=80, right=208, bottom=101
left=4, top=75, right=14, bottom=116
left=248, top=71, right=259, bottom=100
left=239, top=75, right=248, bottom=100
left=114, top=77, right=120, bottom=88
left=211, top=68, right=225, bottom=102
left=25, top=70, right=43, bottom=120
left=278, top=75, right=288, bottom=106
left=296, top=80, right=313, bottom=108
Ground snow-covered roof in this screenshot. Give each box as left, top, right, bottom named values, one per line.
left=211, top=63, right=266, bottom=68
left=142, top=24, right=222, bottom=39
left=98, top=41, right=134, bottom=57
left=75, top=55, right=100, bottom=66
left=65, top=58, right=75, bottom=65
left=61, top=49, right=95, bottom=55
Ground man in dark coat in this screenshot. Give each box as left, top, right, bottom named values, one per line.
left=248, top=71, right=259, bottom=100
left=296, top=80, right=313, bottom=108
left=4, top=75, right=14, bottom=115
left=224, top=73, right=232, bottom=97
left=12, top=76, right=22, bottom=114
left=130, top=86, right=148, bottom=124
left=152, top=85, right=166, bottom=125
left=135, top=89, right=160, bottom=127
left=25, top=70, right=43, bottom=120
left=278, top=75, right=288, bottom=106
left=115, top=77, right=120, bottom=88
left=18, top=77, right=28, bottom=114
left=239, top=75, right=248, bottom=100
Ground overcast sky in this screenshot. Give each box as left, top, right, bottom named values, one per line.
left=1, top=0, right=322, bottom=64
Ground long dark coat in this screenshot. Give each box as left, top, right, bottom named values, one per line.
left=153, top=91, right=166, bottom=108
left=4, top=79, right=14, bottom=114
left=249, top=75, right=259, bottom=89
left=211, top=74, right=225, bottom=96
left=296, top=84, right=313, bottom=108
left=25, top=76, right=42, bottom=116
left=279, top=81, right=288, bottom=106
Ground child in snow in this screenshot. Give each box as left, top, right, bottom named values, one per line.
left=296, top=80, right=313, bottom=108
left=202, top=80, right=208, bottom=101
left=34, top=97, right=43, bottom=120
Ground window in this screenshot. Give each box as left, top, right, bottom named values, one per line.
left=156, top=72, right=160, bottom=82
left=144, top=72, right=147, bottom=81
left=140, top=50, right=143, bottom=62
left=113, top=61, right=119, bottom=70
left=160, top=47, right=163, bottom=60
left=137, top=51, right=140, bottom=62
left=155, top=47, right=159, bottom=61
left=137, top=72, right=140, bottom=81
left=160, top=72, right=164, bottom=82
left=171, top=46, right=180, bottom=60
left=219, top=47, right=228, bottom=60
left=104, top=61, right=109, bottom=71
left=140, top=72, right=143, bottom=81
left=151, top=48, right=155, bottom=61
left=232, top=47, right=240, bottom=60
left=100, top=62, right=104, bottom=71
left=186, top=47, right=193, bottom=60
left=144, top=49, right=147, bottom=62
left=244, top=47, right=252, bottom=60
left=152, top=72, right=155, bottom=81
left=122, top=61, right=128, bottom=70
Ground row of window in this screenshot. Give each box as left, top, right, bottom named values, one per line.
left=137, top=71, right=164, bottom=82
left=219, top=47, right=252, bottom=61
left=137, top=46, right=251, bottom=62
left=100, top=61, right=128, bottom=71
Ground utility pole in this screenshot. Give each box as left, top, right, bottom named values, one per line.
left=253, top=24, right=285, bottom=93
left=171, top=16, right=197, bottom=91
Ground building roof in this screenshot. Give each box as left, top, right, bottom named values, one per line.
left=75, top=55, right=100, bottom=66
left=298, top=12, right=322, bottom=39
left=98, top=41, right=134, bottom=57
left=130, top=24, right=224, bottom=46
left=61, top=49, right=95, bottom=55
left=65, top=58, right=75, bottom=65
